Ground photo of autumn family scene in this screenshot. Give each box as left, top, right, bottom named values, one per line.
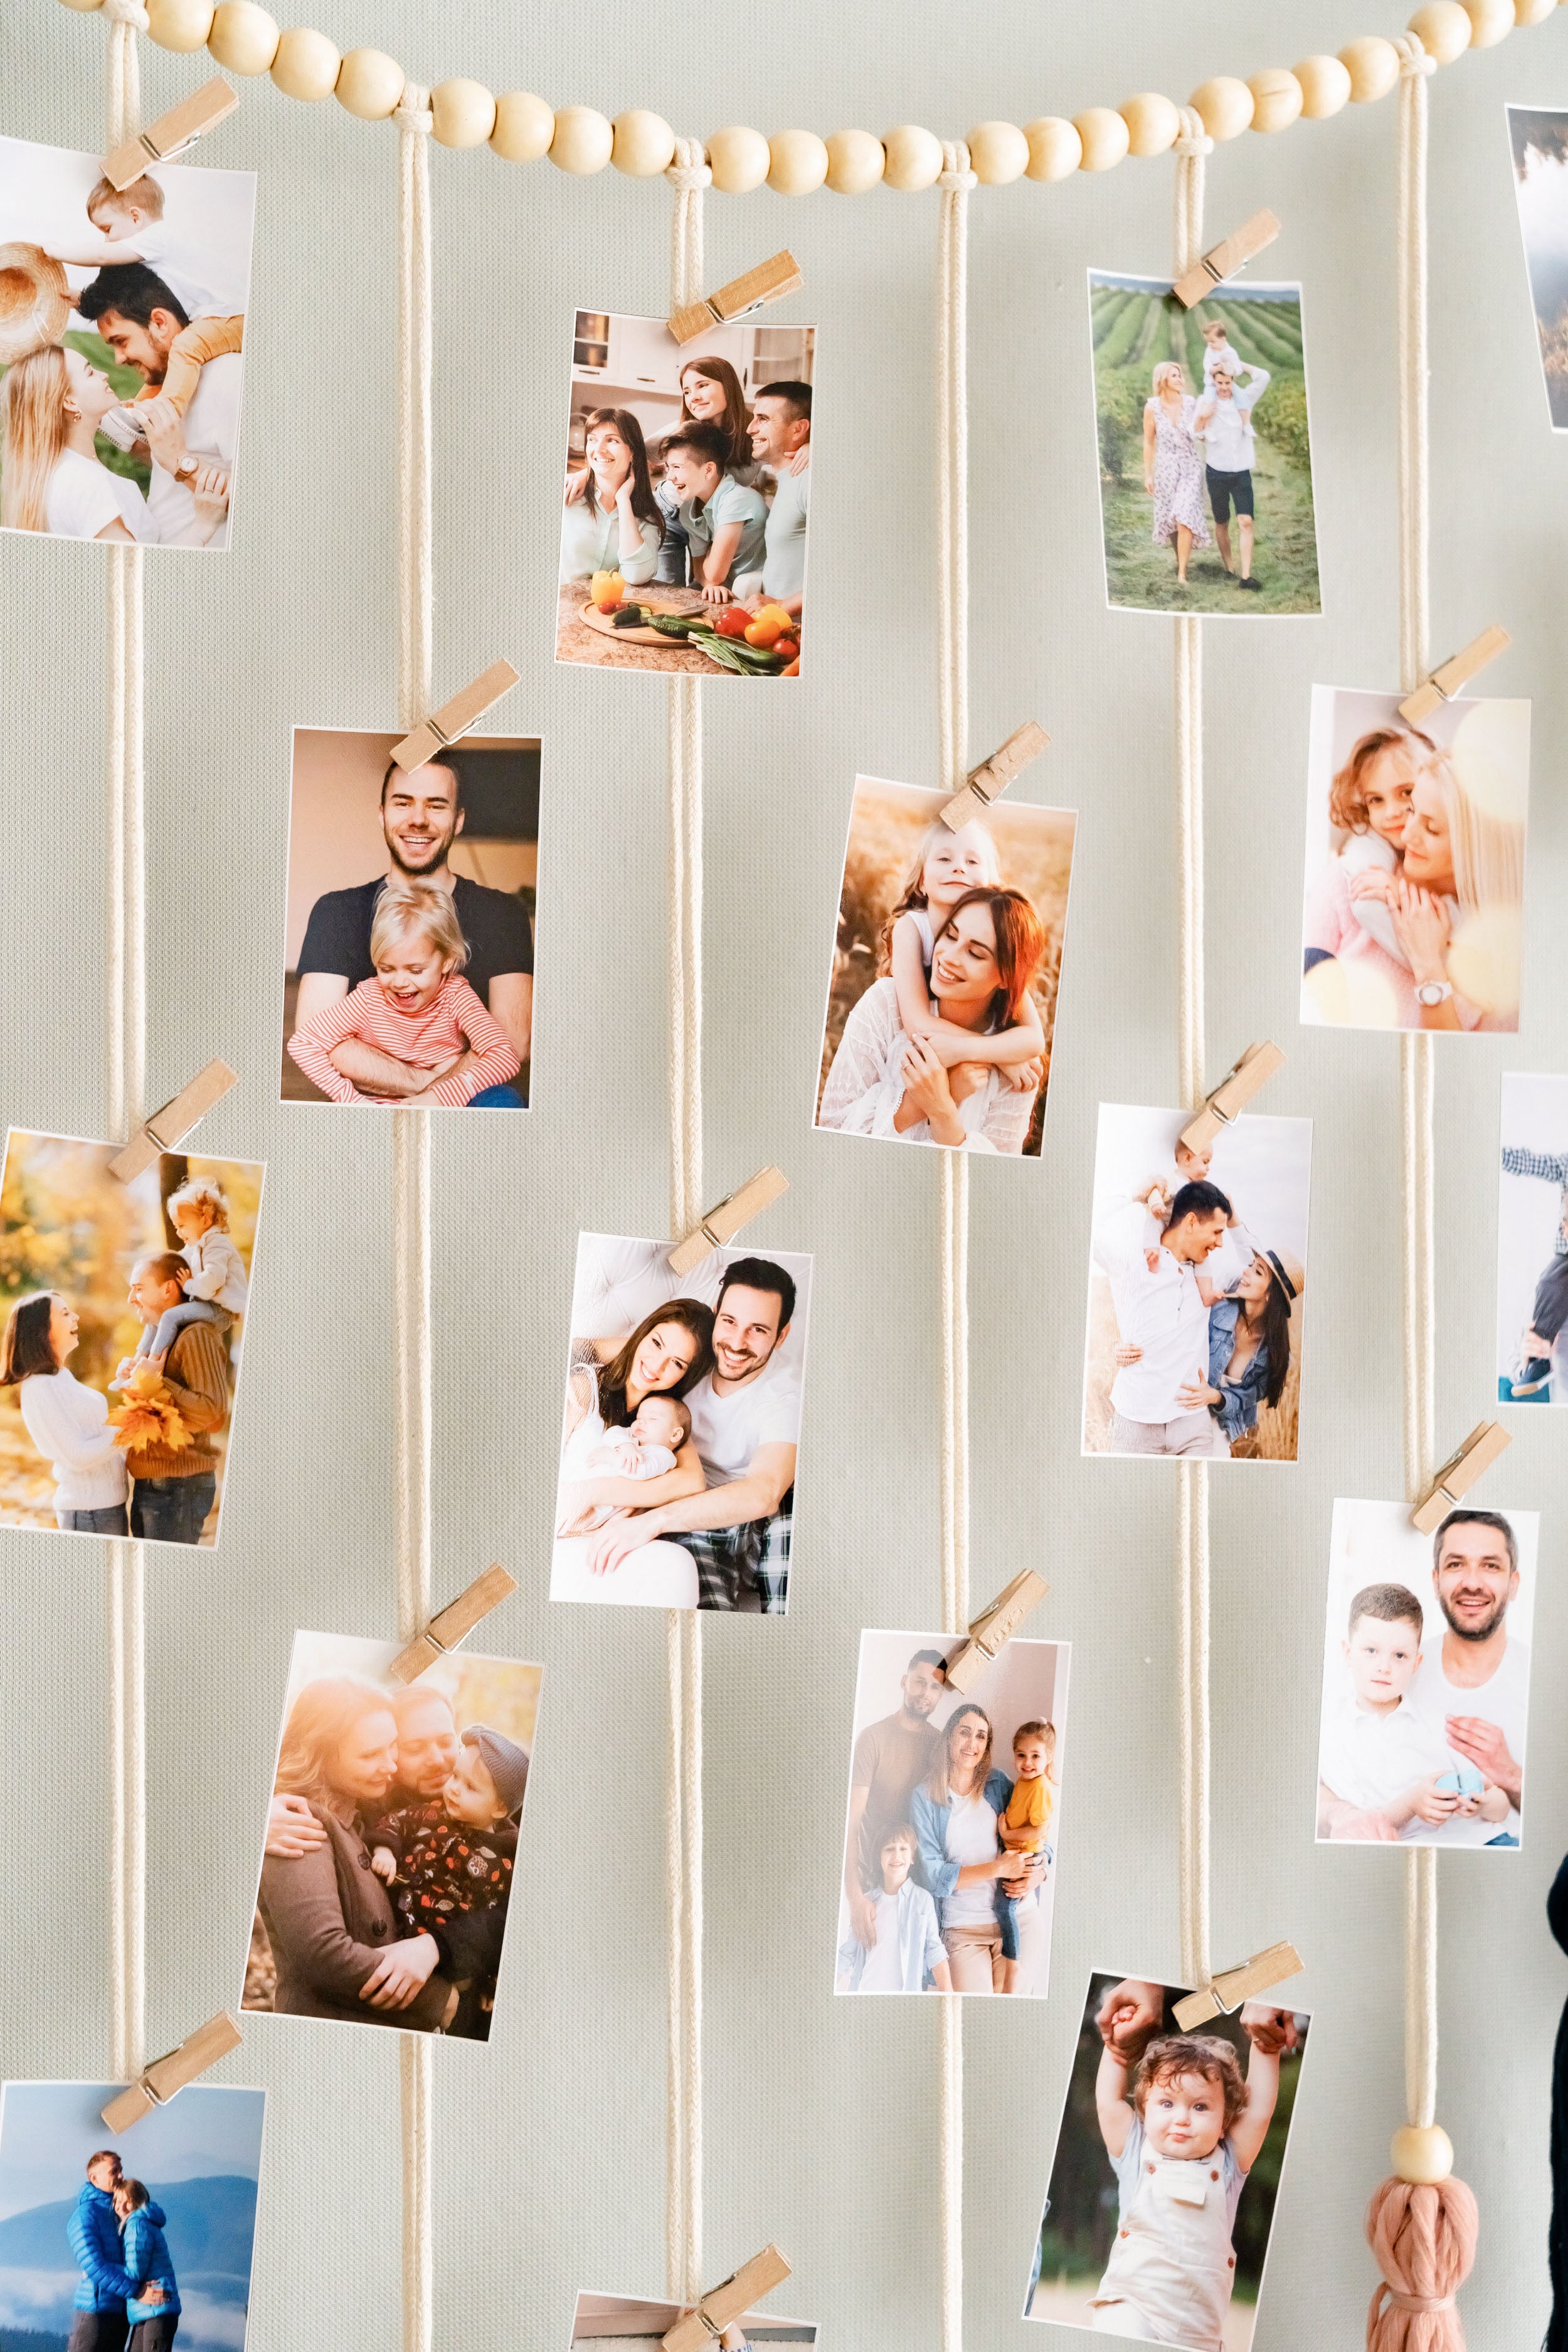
left=551, top=1233, right=812, bottom=1614
left=1083, top=1104, right=1311, bottom=1462
left=1498, top=1071, right=1568, bottom=1404
left=1300, top=687, right=1528, bottom=1036
left=1088, top=270, right=1321, bottom=615
left=555, top=308, right=813, bottom=676
left=1024, top=1971, right=1310, bottom=2349
left=1315, top=1498, right=1535, bottom=1848
left=0, top=2077, right=265, bottom=2352
left=815, top=776, right=1076, bottom=1158
left=0, top=133, right=253, bottom=549
left=281, top=729, right=538, bottom=1108
left=1507, top=106, right=1568, bottom=428
left=0, top=1134, right=262, bottom=1547
left=838, top=1629, right=1070, bottom=1999
left=570, top=2291, right=816, bottom=2346
left=243, top=1630, right=539, bottom=2043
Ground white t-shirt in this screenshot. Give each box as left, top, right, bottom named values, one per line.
left=1318, top=1693, right=1456, bottom=1835
left=1094, top=1199, right=1212, bottom=1423
left=1202, top=339, right=1241, bottom=386
left=684, top=1359, right=801, bottom=1488
left=856, top=1889, right=908, bottom=1991
left=1411, top=1636, right=1531, bottom=1846
left=42, top=448, right=146, bottom=542
left=145, top=352, right=241, bottom=549
left=132, top=220, right=248, bottom=320
left=940, top=1789, right=1001, bottom=1926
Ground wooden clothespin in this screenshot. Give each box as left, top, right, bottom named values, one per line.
left=102, top=77, right=238, bottom=192
left=661, top=2246, right=793, bottom=2352
left=940, top=721, right=1050, bottom=832
left=1179, top=1041, right=1285, bottom=1153
left=1173, top=1941, right=1303, bottom=2032
left=102, top=2012, right=242, bottom=2130
left=669, top=251, right=802, bottom=347
left=1399, top=623, right=1512, bottom=726
left=944, top=1570, right=1050, bottom=1695
left=389, top=1564, right=517, bottom=1683
left=1172, top=208, right=1282, bottom=309
left=391, top=660, right=521, bottom=771
left=668, top=1167, right=788, bottom=1278
left=1411, top=1422, right=1512, bottom=1535
left=108, top=1059, right=238, bottom=1184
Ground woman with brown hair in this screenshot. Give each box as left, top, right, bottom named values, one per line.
left=0, top=1290, right=129, bottom=1535
left=652, top=355, right=765, bottom=584
left=909, top=1703, right=1040, bottom=1992
left=558, top=405, right=664, bottom=584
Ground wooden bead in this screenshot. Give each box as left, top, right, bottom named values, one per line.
left=706, top=124, right=771, bottom=193
left=1249, top=67, right=1304, bottom=131
left=1516, top=0, right=1557, bottom=23
left=1463, top=0, right=1515, bottom=37
left=968, top=121, right=1029, bottom=183
left=1391, top=2124, right=1454, bottom=2186
left=824, top=129, right=884, bottom=194
left=1190, top=75, right=1256, bottom=139
left=1409, top=1, right=1473, bottom=60
left=56, top=0, right=105, bottom=15
left=490, top=92, right=554, bottom=164
left=767, top=129, right=829, bottom=196
left=882, top=124, right=943, bottom=191
left=271, top=25, right=338, bottom=100
left=549, top=105, right=613, bottom=175
left=146, top=0, right=213, bottom=45
left=610, top=109, right=675, bottom=176
left=206, top=0, right=278, bottom=73
left=1024, top=115, right=1083, bottom=181
left=1120, top=92, right=1180, bottom=157
left=1294, top=54, right=1352, bottom=115
left=335, top=46, right=404, bottom=119
left=1339, top=34, right=1402, bottom=99
left=432, top=78, right=495, bottom=149
left=1074, top=105, right=1131, bottom=170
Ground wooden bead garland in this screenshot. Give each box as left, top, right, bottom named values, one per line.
left=882, top=123, right=943, bottom=191
left=432, top=77, right=495, bottom=149
left=824, top=128, right=884, bottom=194
left=1340, top=33, right=1403, bottom=99
left=968, top=120, right=1029, bottom=183
left=1295, top=53, right=1353, bottom=115
left=706, top=124, right=771, bottom=193
left=1249, top=66, right=1305, bottom=131
left=334, top=45, right=403, bottom=119
left=1074, top=104, right=1130, bottom=170
left=1409, top=0, right=1475, bottom=60
left=1024, top=115, right=1083, bottom=180
left=144, top=0, right=213, bottom=45
left=1120, top=91, right=1180, bottom=156
left=767, top=127, right=829, bottom=194
left=610, top=108, right=675, bottom=176
left=206, top=0, right=278, bottom=74
left=1516, top=0, right=1557, bottom=23
left=548, top=105, right=613, bottom=174
left=1190, top=74, right=1256, bottom=138
left=270, top=24, right=339, bottom=102
left=1462, top=0, right=1516, bottom=36
left=490, top=92, right=554, bottom=164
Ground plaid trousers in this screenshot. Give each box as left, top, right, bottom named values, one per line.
left=682, top=1489, right=793, bottom=1613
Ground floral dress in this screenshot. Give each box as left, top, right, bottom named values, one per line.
left=1147, top=392, right=1211, bottom=550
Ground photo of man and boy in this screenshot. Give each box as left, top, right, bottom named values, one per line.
left=1497, top=1071, right=1568, bottom=1404
left=1315, top=1498, right=1535, bottom=1848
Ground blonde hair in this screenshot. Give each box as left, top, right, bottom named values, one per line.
left=1151, top=360, right=1185, bottom=397
left=274, top=1676, right=394, bottom=1809
left=1421, top=746, right=1525, bottom=916
left=87, top=171, right=164, bottom=222
left=369, top=879, right=469, bottom=972
left=1, top=346, right=69, bottom=534
left=166, top=1175, right=230, bottom=1231
left=876, top=818, right=1002, bottom=971
left=1328, top=724, right=1433, bottom=835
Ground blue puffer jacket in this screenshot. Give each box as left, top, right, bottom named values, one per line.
left=67, top=2183, right=163, bottom=2312
left=124, top=2206, right=181, bottom=2324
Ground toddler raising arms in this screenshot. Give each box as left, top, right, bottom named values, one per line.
left=45, top=172, right=245, bottom=424
left=881, top=818, right=1046, bottom=1085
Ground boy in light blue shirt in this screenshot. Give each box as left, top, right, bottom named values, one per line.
left=837, top=1825, right=951, bottom=1993
left=661, top=421, right=768, bottom=603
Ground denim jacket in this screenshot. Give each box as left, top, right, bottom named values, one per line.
left=909, top=1768, right=1014, bottom=1927
left=1207, top=1297, right=1272, bottom=1443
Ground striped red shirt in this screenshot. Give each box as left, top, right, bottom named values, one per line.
left=288, top=974, right=521, bottom=1106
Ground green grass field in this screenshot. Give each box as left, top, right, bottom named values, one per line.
left=1089, top=278, right=1321, bottom=617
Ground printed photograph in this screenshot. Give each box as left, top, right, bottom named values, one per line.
left=242, top=1629, right=540, bottom=2041
left=0, top=2078, right=266, bottom=2352
left=1315, top=1497, right=1535, bottom=1848
left=838, top=1628, right=1070, bottom=1999
left=281, top=728, right=538, bottom=1108
left=1300, top=686, right=1528, bottom=1036
left=569, top=2291, right=816, bottom=2345
left=0, top=1133, right=262, bottom=1547
left=1087, top=269, right=1321, bottom=615
left=1083, top=1104, right=1311, bottom=1462
left=1498, top=1071, right=1568, bottom=1404
left=0, top=132, right=253, bottom=549
left=551, top=1233, right=812, bottom=1614
left=1024, top=1970, right=1309, bottom=2348
left=555, top=309, right=813, bottom=676
left=1507, top=107, right=1568, bottom=428
left=815, top=775, right=1076, bottom=1158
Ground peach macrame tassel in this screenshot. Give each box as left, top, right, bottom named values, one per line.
left=1365, top=2176, right=1479, bottom=2350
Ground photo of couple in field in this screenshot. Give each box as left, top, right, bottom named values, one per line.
left=1088, top=270, right=1321, bottom=616
left=815, top=775, right=1076, bottom=1158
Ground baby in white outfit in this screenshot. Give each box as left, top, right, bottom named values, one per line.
left=556, top=1393, right=691, bottom=1537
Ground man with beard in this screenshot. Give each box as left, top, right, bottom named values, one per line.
left=1411, top=1508, right=1531, bottom=1846
left=841, top=1648, right=949, bottom=1956
left=75, top=263, right=238, bottom=550
left=587, top=1257, right=801, bottom=1611
left=293, top=755, right=532, bottom=1103
left=262, top=1685, right=460, bottom=1858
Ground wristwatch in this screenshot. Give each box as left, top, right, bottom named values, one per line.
left=173, top=455, right=200, bottom=486
left=1415, top=978, right=1453, bottom=1007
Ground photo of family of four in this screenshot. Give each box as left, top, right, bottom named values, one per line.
left=0, top=135, right=253, bottom=549
left=0, top=2077, right=265, bottom=2352
left=1084, top=1105, right=1310, bottom=1462
left=1497, top=1070, right=1568, bottom=1403
left=282, top=729, right=538, bottom=1108
left=551, top=1233, right=812, bottom=1614
left=816, top=776, right=1076, bottom=1158
left=0, top=1136, right=260, bottom=1547
left=1315, top=1498, right=1535, bottom=1848
left=1300, top=687, right=1528, bottom=1036
left=838, top=1631, right=1069, bottom=1998
left=556, top=309, right=813, bottom=676
left=243, top=1632, right=538, bottom=2042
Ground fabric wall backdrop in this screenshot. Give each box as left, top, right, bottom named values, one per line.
left=1, top=3, right=1564, bottom=2346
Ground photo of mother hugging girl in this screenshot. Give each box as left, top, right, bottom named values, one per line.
left=551, top=1231, right=813, bottom=1614
left=815, top=775, right=1078, bottom=1158
left=243, top=1629, right=539, bottom=2043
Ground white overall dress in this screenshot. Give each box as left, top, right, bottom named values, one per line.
left=1090, top=2116, right=1243, bottom=2349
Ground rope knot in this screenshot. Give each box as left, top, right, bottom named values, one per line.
left=666, top=135, right=712, bottom=191
left=938, top=138, right=977, bottom=191
left=1393, top=32, right=1437, bottom=77
left=1173, top=105, right=1214, bottom=158
left=395, top=82, right=433, bottom=132
left=101, top=0, right=151, bottom=27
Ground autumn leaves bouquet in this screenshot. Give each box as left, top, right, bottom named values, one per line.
left=108, top=1363, right=190, bottom=1457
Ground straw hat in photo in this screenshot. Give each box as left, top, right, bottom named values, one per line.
left=1260, top=1246, right=1305, bottom=1308
left=0, top=243, right=71, bottom=366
